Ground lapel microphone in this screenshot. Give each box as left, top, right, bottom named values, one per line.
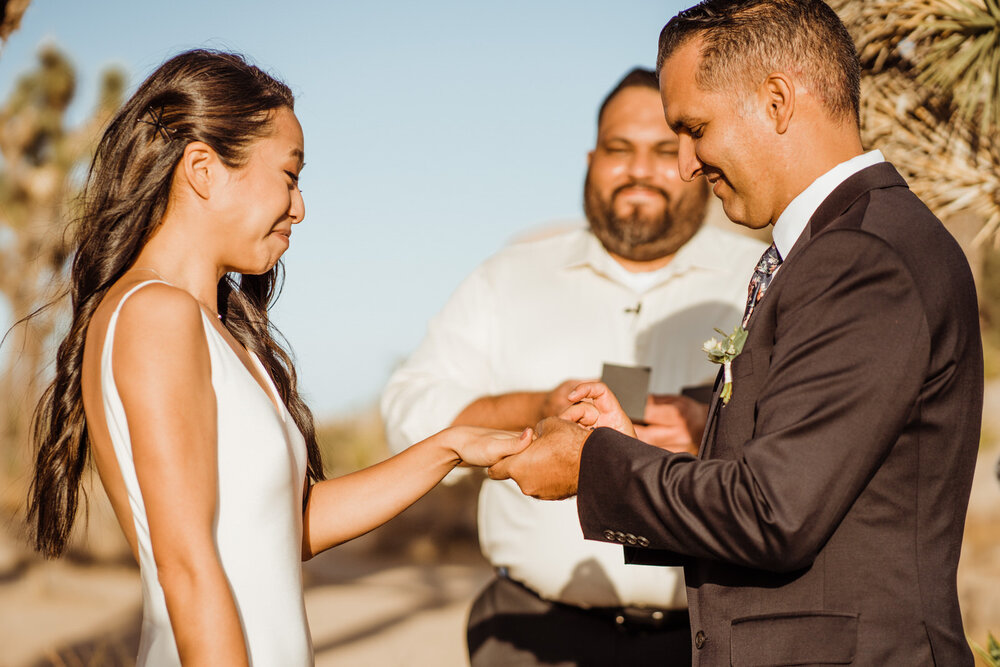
left=624, top=302, right=642, bottom=315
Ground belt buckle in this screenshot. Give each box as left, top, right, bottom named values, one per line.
left=615, top=607, right=681, bottom=629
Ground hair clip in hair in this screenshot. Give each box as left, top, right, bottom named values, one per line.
left=138, top=105, right=176, bottom=142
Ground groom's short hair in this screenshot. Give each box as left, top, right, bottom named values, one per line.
left=596, top=67, right=659, bottom=127
left=656, top=0, right=861, bottom=126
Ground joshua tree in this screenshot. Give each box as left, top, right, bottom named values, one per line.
left=831, top=0, right=999, bottom=244
left=0, top=0, right=32, bottom=49
left=0, top=45, right=123, bottom=502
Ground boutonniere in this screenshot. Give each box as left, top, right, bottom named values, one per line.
left=702, top=325, right=748, bottom=405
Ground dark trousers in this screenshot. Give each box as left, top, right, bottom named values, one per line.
left=467, top=575, right=691, bottom=667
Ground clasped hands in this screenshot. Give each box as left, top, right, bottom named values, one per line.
left=487, top=382, right=702, bottom=500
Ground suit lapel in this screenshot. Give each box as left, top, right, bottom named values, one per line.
left=699, top=367, right=725, bottom=459
left=787, top=162, right=908, bottom=262
left=700, top=163, right=908, bottom=461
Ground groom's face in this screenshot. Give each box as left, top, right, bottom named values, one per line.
left=659, top=37, right=777, bottom=229
left=585, top=85, right=709, bottom=262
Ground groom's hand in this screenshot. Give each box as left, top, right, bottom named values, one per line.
left=561, top=381, right=636, bottom=438
left=487, top=417, right=589, bottom=500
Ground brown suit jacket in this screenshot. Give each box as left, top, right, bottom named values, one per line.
left=577, top=163, right=982, bottom=666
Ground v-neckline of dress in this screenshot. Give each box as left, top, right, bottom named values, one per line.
left=198, top=309, right=288, bottom=425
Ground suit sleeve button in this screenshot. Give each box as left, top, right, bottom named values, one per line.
left=614, top=531, right=626, bottom=543
left=603, top=529, right=616, bottom=541
left=637, top=536, right=649, bottom=547
left=625, top=533, right=637, bottom=545
left=695, top=631, right=707, bottom=649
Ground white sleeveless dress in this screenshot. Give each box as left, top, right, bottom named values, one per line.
left=101, top=280, right=313, bottom=665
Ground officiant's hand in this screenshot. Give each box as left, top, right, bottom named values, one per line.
left=450, top=426, right=532, bottom=468
left=559, top=381, right=636, bottom=438
left=487, top=417, right=588, bottom=500
left=635, top=394, right=706, bottom=455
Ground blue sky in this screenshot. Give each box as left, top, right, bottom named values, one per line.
left=1, top=0, right=688, bottom=418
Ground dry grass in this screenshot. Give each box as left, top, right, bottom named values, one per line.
left=986, top=337, right=1000, bottom=381
left=313, top=409, right=484, bottom=563
left=315, top=408, right=390, bottom=478
left=963, top=416, right=1000, bottom=664
left=963, top=495, right=1000, bottom=665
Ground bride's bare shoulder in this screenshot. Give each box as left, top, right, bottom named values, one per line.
left=86, top=279, right=201, bottom=356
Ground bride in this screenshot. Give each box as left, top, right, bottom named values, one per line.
left=26, top=49, right=527, bottom=666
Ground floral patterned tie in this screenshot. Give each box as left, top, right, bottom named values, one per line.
left=742, top=243, right=782, bottom=328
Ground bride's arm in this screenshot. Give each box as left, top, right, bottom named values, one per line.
left=114, top=284, right=249, bottom=666
left=301, top=426, right=527, bottom=559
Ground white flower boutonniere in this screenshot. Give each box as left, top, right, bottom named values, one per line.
left=702, top=325, right=748, bottom=405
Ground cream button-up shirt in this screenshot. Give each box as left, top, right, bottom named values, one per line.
left=381, top=224, right=766, bottom=608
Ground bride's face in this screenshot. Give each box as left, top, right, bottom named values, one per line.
left=213, top=107, right=306, bottom=275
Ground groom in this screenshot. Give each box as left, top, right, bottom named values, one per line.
left=489, top=0, right=983, bottom=664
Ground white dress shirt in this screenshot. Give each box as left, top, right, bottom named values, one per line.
left=381, top=224, right=766, bottom=609
left=772, top=150, right=885, bottom=259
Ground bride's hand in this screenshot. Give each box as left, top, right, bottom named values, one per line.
left=449, top=426, right=533, bottom=468
left=559, top=381, right=637, bottom=439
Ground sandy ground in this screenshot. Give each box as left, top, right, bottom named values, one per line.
left=307, top=562, right=491, bottom=666
left=2, top=386, right=998, bottom=667
left=0, top=530, right=492, bottom=667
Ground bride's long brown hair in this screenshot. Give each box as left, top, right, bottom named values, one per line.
left=28, top=49, right=325, bottom=558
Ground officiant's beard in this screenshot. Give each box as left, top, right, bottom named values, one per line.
left=584, top=174, right=709, bottom=262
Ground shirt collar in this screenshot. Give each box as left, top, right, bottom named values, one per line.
left=565, top=224, right=721, bottom=278
left=772, top=149, right=884, bottom=259
left=563, top=227, right=614, bottom=272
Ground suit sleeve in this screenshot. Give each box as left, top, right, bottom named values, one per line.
left=578, top=230, right=929, bottom=572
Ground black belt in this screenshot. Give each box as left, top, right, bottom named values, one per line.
left=496, top=568, right=689, bottom=631
left=582, top=604, right=690, bottom=630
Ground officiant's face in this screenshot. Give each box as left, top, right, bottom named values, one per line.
left=585, top=85, right=709, bottom=262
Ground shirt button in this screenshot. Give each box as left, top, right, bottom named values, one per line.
left=615, top=615, right=625, bottom=625
left=695, top=630, right=707, bottom=649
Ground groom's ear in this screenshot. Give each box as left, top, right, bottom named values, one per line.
left=587, top=149, right=595, bottom=166
left=760, top=72, right=795, bottom=135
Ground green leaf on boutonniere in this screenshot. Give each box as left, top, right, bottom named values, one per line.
left=702, top=325, right=748, bottom=405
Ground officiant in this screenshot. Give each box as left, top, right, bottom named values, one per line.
left=381, top=67, right=765, bottom=666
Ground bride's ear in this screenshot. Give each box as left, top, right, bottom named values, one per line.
left=177, top=141, right=223, bottom=200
